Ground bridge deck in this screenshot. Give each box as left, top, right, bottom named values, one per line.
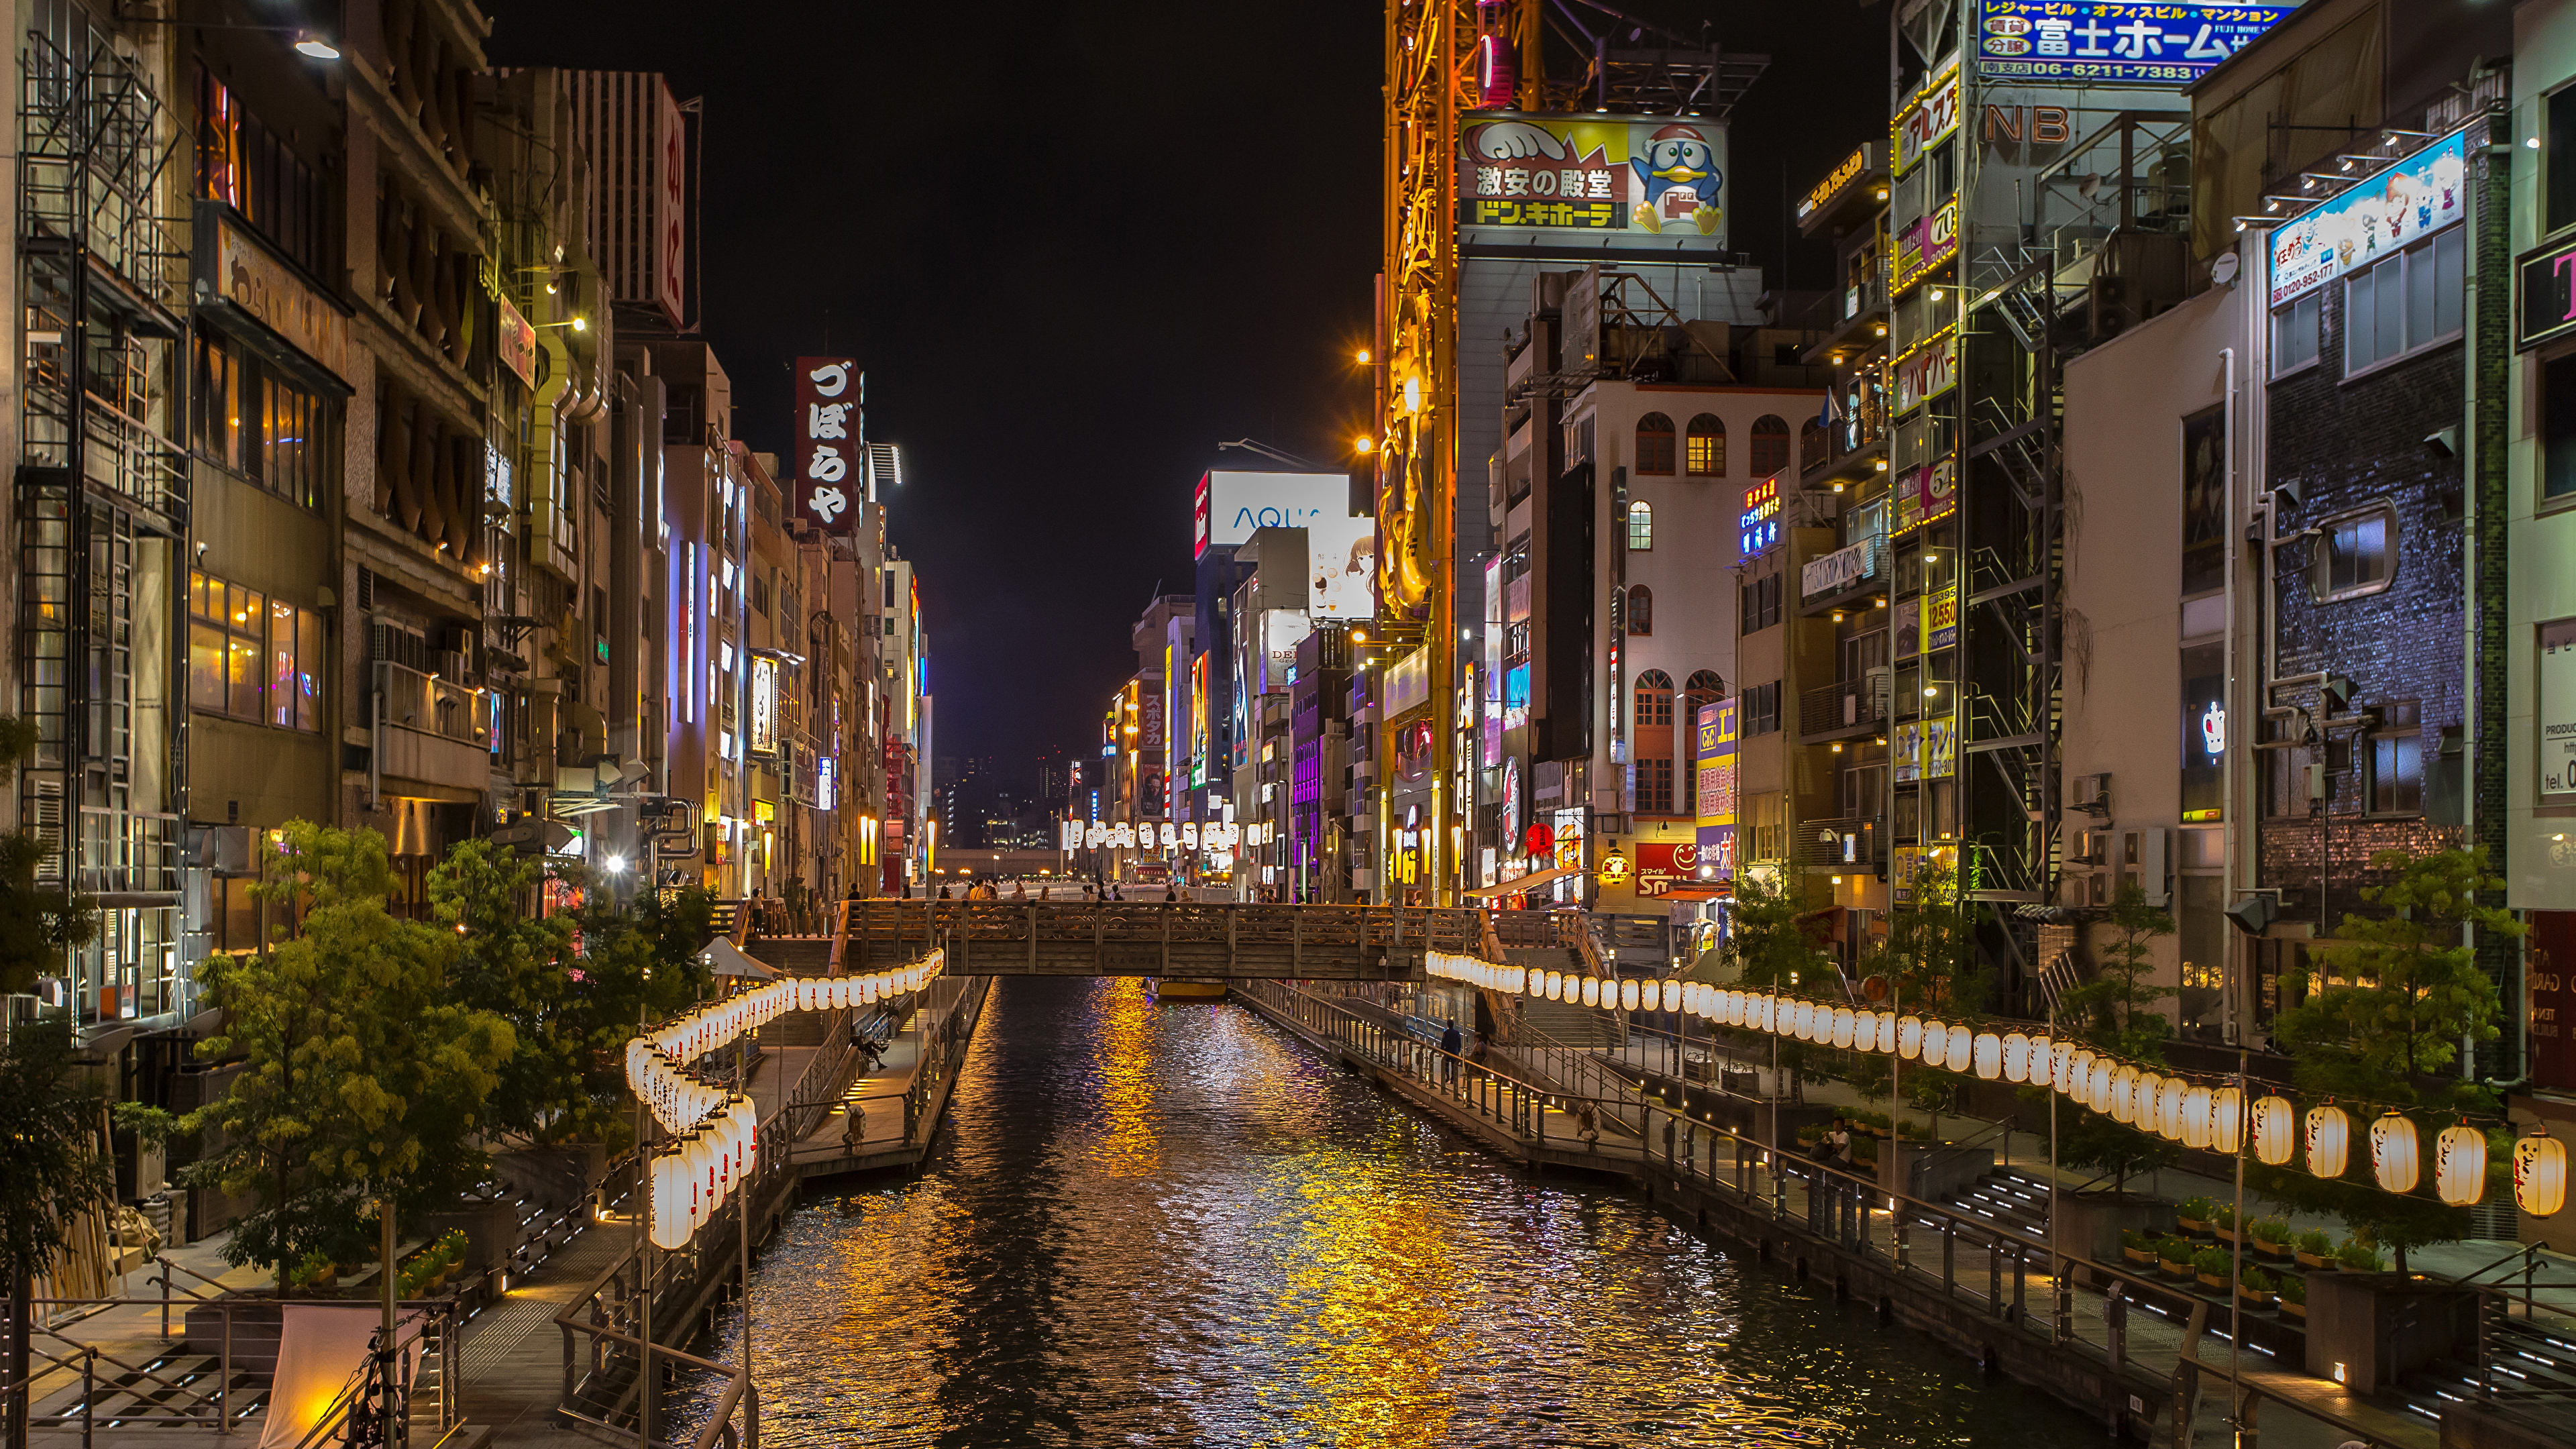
left=844, top=900, right=1479, bottom=979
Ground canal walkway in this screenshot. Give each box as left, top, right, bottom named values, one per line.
left=1232, top=979, right=2559, bottom=1449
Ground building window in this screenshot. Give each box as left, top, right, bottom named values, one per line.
left=2370, top=699, right=2423, bottom=815
left=2343, top=227, right=2465, bottom=375
left=194, top=333, right=333, bottom=508
left=1686, top=414, right=1725, bottom=476
left=1634, top=670, right=1674, bottom=814
left=1739, top=572, right=1782, bottom=634
left=187, top=570, right=320, bottom=731
left=1635, top=413, right=1676, bottom=475
left=1741, top=680, right=1782, bottom=737
left=1750, top=415, right=1791, bottom=476
left=2544, top=352, right=2576, bottom=503
left=2272, top=292, right=2320, bottom=374
left=1627, top=585, right=1653, bottom=636
left=2312, top=505, right=2396, bottom=600
left=1627, top=500, right=1654, bottom=551
left=195, top=66, right=327, bottom=276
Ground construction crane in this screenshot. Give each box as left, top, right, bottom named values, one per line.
left=1372, top=0, right=1762, bottom=906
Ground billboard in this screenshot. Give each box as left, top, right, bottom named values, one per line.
left=1633, top=841, right=1701, bottom=899
left=1458, top=114, right=1728, bottom=246
left=1307, top=511, right=1378, bottom=620
left=1694, top=699, right=1737, bottom=879
left=792, top=357, right=861, bottom=533
left=1195, top=470, right=1348, bottom=559
left=1974, top=2, right=2296, bottom=87
left=2269, top=128, right=2469, bottom=308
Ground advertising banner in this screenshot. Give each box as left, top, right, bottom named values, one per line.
left=1459, top=114, right=1728, bottom=244
left=1974, top=2, right=2296, bottom=86
left=1739, top=478, right=1780, bottom=560
left=1799, top=144, right=1876, bottom=223
left=2542, top=619, right=2576, bottom=800
left=1633, top=841, right=1701, bottom=899
left=1307, top=511, right=1379, bottom=620
left=1694, top=699, right=1737, bottom=880
left=1894, top=459, right=1957, bottom=535
left=2531, top=911, right=2576, bottom=1091
left=1926, top=582, right=1958, bottom=651
left=1895, top=66, right=1961, bottom=177
left=1801, top=539, right=1876, bottom=600
left=2269, top=128, right=2469, bottom=308
left=1895, top=330, right=1958, bottom=414
left=496, top=294, right=536, bottom=389
left=747, top=657, right=777, bottom=755
left=203, top=209, right=351, bottom=381
left=1895, top=198, right=1960, bottom=291
left=792, top=356, right=861, bottom=533
left=1195, top=471, right=1348, bottom=558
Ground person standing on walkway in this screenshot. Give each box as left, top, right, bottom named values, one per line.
left=1440, top=1018, right=1463, bottom=1084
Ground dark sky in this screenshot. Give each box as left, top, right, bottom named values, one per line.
left=482, top=1, right=1887, bottom=775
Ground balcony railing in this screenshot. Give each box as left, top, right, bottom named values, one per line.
left=376, top=658, right=492, bottom=749
left=1801, top=672, right=1890, bottom=739
left=1803, top=816, right=1882, bottom=869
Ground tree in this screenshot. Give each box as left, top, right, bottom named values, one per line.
left=2255, top=847, right=2520, bottom=1270
left=2039, top=882, right=2182, bottom=1191
left=1859, top=861, right=1984, bottom=1132
left=183, top=822, right=515, bottom=1293
left=427, top=840, right=712, bottom=1152
left=1714, top=870, right=1832, bottom=1100
left=1, top=1020, right=111, bottom=1443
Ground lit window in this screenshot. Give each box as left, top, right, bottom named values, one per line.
left=1627, top=500, right=1654, bottom=551
left=1686, top=415, right=1725, bottom=476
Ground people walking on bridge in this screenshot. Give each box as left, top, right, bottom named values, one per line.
left=1012, top=879, right=1028, bottom=900
left=1163, top=884, right=1179, bottom=903
left=1440, top=1019, right=1462, bottom=1083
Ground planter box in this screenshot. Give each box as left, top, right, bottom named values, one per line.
left=2251, top=1238, right=2290, bottom=1259
left=2280, top=1299, right=2306, bottom=1321
left=2176, top=1216, right=2208, bottom=1234
left=2159, top=1260, right=2194, bottom=1281
left=2057, top=1191, right=2169, bottom=1261
left=2302, top=1273, right=2479, bottom=1393
left=2295, top=1250, right=2333, bottom=1269
left=2238, top=1290, right=2275, bottom=1310
left=2122, top=1248, right=2153, bottom=1267
left=2197, top=1272, right=2227, bottom=1291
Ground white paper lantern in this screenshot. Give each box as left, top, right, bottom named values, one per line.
left=1580, top=977, right=1600, bottom=1008
left=1972, top=1032, right=2003, bottom=1081
left=2371, top=1112, right=2420, bottom=1193
left=2434, top=1123, right=2486, bottom=1207
left=1919, top=1019, right=1947, bottom=1068
left=2181, top=1086, right=2212, bottom=1149
left=2247, top=1094, right=2292, bottom=1164
left=2002, top=1032, right=2031, bottom=1083
left=1662, top=979, right=1681, bottom=1012
left=1831, top=1007, right=1856, bottom=1050
left=1945, top=1024, right=1972, bottom=1071
left=2514, top=1130, right=2567, bottom=1218
left=1619, top=979, right=1641, bottom=1012
left=2206, top=1087, right=2239, bottom=1155
left=1897, top=1016, right=1923, bottom=1059
left=2157, top=1077, right=2188, bottom=1141
left=2306, top=1103, right=2351, bottom=1179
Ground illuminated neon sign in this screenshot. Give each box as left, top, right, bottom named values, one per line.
left=1739, top=478, right=1780, bottom=559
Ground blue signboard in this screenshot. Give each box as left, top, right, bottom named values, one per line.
left=1974, top=1, right=2295, bottom=86
left=2267, top=127, right=2470, bottom=308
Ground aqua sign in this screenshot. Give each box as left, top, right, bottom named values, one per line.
left=1974, top=2, right=2295, bottom=86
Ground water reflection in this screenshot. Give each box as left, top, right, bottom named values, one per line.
left=680, top=977, right=2098, bottom=1448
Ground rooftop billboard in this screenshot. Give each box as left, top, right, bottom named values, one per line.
left=1456, top=113, right=1729, bottom=248
left=1194, top=470, right=1348, bottom=559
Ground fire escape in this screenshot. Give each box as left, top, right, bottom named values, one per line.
left=18, top=9, right=188, bottom=1020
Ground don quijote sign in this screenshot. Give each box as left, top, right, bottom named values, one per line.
left=794, top=356, right=861, bottom=534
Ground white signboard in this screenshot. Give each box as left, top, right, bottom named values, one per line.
left=1801, top=539, right=1876, bottom=600
left=1307, top=512, right=1378, bottom=620
left=2543, top=619, right=2576, bottom=800
left=1194, top=470, right=1348, bottom=558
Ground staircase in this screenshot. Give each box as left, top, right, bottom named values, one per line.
left=1927, top=1165, right=2053, bottom=1250
left=2391, top=1300, right=2576, bottom=1429
left=748, top=936, right=836, bottom=975
left=1520, top=998, right=1619, bottom=1051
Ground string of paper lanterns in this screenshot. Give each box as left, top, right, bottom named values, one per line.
left=1422, top=949, right=2563, bottom=1217
left=627, top=950, right=949, bottom=1250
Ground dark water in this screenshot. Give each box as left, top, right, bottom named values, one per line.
left=680, top=977, right=2100, bottom=1447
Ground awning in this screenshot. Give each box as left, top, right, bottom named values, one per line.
left=702, top=937, right=778, bottom=979
left=1464, top=864, right=1582, bottom=899
left=1659, top=885, right=1732, bottom=901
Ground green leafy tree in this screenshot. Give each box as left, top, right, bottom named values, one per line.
left=1713, top=870, right=1832, bottom=1099
left=2039, top=882, right=2182, bottom=1191
left=1, top=1020, right=110, bottom=1434
left=2255, top=847, right=2520, bottom=1270
left=182, top=822, right=515, bottom=1293
left=0, top=716, right=97, bottom=996
left=429, top=840, right=713, bottom=1152
left=1859, top=862, right=1984, bottom=1131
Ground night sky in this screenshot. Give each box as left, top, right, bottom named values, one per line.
left=482, top=1, right=1885, bottom=775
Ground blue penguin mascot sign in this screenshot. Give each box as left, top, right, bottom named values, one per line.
left=1459, top=115, right=1726, bottom=244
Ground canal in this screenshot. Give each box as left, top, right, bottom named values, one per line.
left=679, top=976, right=2104, bottom=1447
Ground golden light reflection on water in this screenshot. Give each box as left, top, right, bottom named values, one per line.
left=1088, top=976, right=1161, bottom=1176
left=1275, top=1148, right=1458, bottom=1448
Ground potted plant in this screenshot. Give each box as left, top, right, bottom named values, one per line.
left=2194, top=1246, right=2231, bottom=1291
left=2334, top=1239, right=2385, bottom=1273
left=2279, top=1272, right=2307, bottom=1321
left=2239, top=1265, right=2278, bottom=1310
left=2214, top=1203, right=2239, bottom=1244
left=2157, top=1236, right=2196, bottom=1281
left=2121, top=1228, right=2154, bottom=1267
left=2176, top=1196, right=2214, bottom=1234
left=2294, top=1229, right=2336, bottom=1270
left=2249, top=1216, right=2292, bottom=1259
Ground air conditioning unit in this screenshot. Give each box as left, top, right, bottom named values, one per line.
left=2125, top=827, right=2171, bottom=908
left=2069, top=830, right=2108, bottom=867
left=2070, top=773, right=2112, bottom=816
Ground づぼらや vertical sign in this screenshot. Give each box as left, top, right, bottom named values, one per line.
left=794, top=356, right=860, bottom=533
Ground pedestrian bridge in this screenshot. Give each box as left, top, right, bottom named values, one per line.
left=841, top=900, right=1487, bottom=979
